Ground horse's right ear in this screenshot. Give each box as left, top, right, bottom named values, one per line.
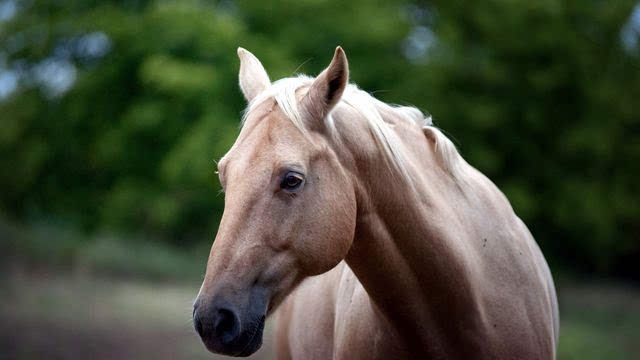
left=237, top=47, right=271, bottom=103
left=302, top=46, right=349, bottom=126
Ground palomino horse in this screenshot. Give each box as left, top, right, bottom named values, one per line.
left=193, top=47, right=559, bottom=359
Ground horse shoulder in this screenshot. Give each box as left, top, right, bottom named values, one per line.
left=332, top=268, right=408, bottom=360
left=275, top=262, right=346, bottom=360
left=458, top=169, right=559, bottom=358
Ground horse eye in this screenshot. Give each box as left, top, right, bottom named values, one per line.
left=280, top=172, right=304, bottom=191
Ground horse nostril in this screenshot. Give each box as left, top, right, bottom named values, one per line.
left=214, top=308, right=240, bottom=345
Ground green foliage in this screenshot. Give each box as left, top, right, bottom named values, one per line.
left=415, top=0, right=640, bottom=275
left=0, top=0, right=638, bottom=277
left=75, top=235, right=207, bottom=280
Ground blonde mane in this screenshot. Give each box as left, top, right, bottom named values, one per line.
left=242, top=75, right=467, bottom=183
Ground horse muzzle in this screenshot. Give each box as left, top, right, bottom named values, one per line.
left=193, top=291, right=267, bottom=357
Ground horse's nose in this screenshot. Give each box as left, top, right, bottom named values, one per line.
left=193, top=301, right=241, bottom=350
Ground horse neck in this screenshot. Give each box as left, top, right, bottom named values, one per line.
left=333, top=109, right=483, bottom=354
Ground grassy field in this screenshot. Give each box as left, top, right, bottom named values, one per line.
left=0, top=271, right=275, bottom=360
left=556, top=279, right=640, bottom=359
left=1, top=270, right=638, bottom=359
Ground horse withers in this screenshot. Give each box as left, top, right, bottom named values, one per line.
left=192, top=47, right=559, bottom=359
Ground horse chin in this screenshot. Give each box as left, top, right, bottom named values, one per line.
left=233, top=315, right=266, bottom=357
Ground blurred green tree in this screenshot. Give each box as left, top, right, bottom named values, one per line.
left=0, top=0, right=413, bottom=242
left=0, top=0, right=638, bottom=278
left=409, top=0, right=640, bottom=276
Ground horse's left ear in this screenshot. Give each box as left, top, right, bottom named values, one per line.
left=302, top=46, right=349, bottom=125
left=238, top=47, right=271, bottom=103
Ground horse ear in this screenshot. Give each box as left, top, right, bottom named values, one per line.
left=237, top=47, right=271, bottom=102
left=302, top=46, right=349, bottom=124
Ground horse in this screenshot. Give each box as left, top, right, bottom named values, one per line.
left=193, top=46, right=559, bottom=359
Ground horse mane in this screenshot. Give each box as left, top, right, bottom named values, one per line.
left=242, top=75, right=468, bottom=183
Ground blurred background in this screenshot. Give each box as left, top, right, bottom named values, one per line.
left=1, top=0, right=639, bottom=359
